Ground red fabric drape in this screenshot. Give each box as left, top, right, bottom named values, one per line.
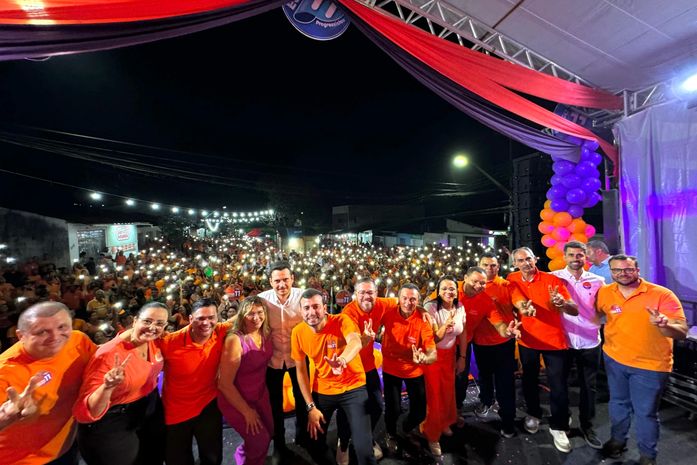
left=340, top=0, right=618, bottom=164
left=0, top=0, right=246, bottom=24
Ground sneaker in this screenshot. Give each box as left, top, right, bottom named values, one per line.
left=336, top=440, right=349, bottom=465
left=474, top=403, right=495, bottom=418
left=639, top=455, right=657, bottom=465
left=500, top=427, right=516, bottom=439
left=523, top=415, right=540, bottom=434
left=581, top=427, right=602, bottom=449
left=384, top=434, right=399, bottom=455
left=373, top=442, right=383, bottom=460
left=428, top=441, right=442, bottom=456
left=549, top=429, right=572, bottom=453
left=602, top=438, right=627, bottom=459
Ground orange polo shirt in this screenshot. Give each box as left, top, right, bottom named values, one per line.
left=342, top=297, right=398, bottom=372
left=0, top=332, right=96, bottom=465
left=508, top=270, right=571, bottom=350
left=381, top=306, right=436, bottom=379
left=160, top=322, right=232, bottom=425
left=597, top=280, right=685, bottom=372
left=291, top=314, right=365, bottom=395
left=460, top=291, right=504, bottom=344
left=73, top=336, right=163, bottom=423
left=473, top=276, right=515, bottom=346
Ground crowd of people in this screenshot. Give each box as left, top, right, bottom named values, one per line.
left=0, top=235, right=688, bottom=465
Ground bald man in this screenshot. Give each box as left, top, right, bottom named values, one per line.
left=0, top=302, right=96, bottom=464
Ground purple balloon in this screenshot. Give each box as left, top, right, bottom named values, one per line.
left=550, top=199, right=570, bottom=212
left=553, top=160, right=575, bottom=176
left=575, top=161, right=597, bottom=178
left=551, top=174, right=565, bottom=186
left=586, top=151, right=604, bottom=166
left=583, top=140, right=600, bottom=151
left=562, top=174, right=582, bottom=189
left=566, top=188, right=588, bottom=205
left=568, top=205, right=584, bottom=218
left=582, top=192, right=602, bottom=208
left=548, top=185, right=568, bottom=200
left=581, top=177, right=601, bottom=193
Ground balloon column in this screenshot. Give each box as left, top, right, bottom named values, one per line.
left=538, top=140, right=602, bottom=271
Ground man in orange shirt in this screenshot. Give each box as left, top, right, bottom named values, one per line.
left=596, top=255, right=687, bottom=465
left=380, top=283, right=436, bottom=456
left=472, top=255, right=520, bottom=438
left=160, top=298, right=232, bottom=465
left=508, top=247, right=578, bottom=453
left=337, top=277, right=398, bottom=462
left=291, top=288, right=376, bottom=465
left=0, top=301, right=96, bottom=465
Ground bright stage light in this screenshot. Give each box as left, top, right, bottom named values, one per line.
left=188, top=209, right=195, bottom=215
left=681, top=73, right=697, bottom=92
left=125, top=199, right=135, bottom=206
left=89, top=192, right=102, bottom=200
left=201, top=210, right=208, bottom=216
left=171, top=207, right=179, bottom=213
left=452, top=154, right=469, bottom=168
left=151, top=203, right=160, bottom=210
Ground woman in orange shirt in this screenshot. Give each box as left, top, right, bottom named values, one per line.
left=74, top=302, right=168, bottom=465
left=421, top=275, right=467, bottom=458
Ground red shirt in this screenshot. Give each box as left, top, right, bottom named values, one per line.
left=474, top=276, right=515, bottom=346
left=508, top=270, right=571, bottom=350
left=460, top=291, right=504, bottom=344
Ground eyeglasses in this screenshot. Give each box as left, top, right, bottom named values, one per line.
left=610, top=268, right=637, bottom=274
left=138, top=318, right=167, bottom=328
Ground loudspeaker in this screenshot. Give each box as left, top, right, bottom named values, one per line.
left=511, top=153, right=553, bottom=258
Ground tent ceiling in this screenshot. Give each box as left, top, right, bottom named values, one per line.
left=439, top=0, right=697, bottom=92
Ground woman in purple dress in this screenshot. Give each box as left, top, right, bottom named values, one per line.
left=217, top=296, right=273, bottom=465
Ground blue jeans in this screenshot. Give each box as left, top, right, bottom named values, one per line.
left=604, top=354, right=669, bottom=459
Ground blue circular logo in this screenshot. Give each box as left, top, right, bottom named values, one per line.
left=282, top=0, right=350, bottom=41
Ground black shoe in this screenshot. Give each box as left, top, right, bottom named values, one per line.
left=581, top=427, right=603, bottom=450
left=602, top=438, right=627, bottom=459
left=639, top=455, right=657, bottom=465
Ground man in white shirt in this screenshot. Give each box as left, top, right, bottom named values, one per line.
left=587, top=240, right=612, bottom=284
left=258, top=261, right=307, bottom=458
left=551, top=241, right=605, bottom=450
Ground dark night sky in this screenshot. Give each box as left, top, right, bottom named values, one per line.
left=0, top=7, right=536, bottom=229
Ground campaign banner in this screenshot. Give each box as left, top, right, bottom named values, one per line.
left=105, top=224, right=138, bottom=255
left=282, top=0, right=350, bottom=41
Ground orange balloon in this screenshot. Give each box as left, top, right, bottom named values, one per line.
left=554, top=241, right=567, bottom=252
left=538, top=221, right=554, bottom=234
left=540, top=208, right=555, bottom=222
left=553, top=211, right=573, bottom=227
left=548, top=257, right=565, bottom=271
left=546, top=247, right=563, bottom=259
left=570, top=233, right=589, bottom=243
left=568, top=218, right=587, bottom=233
left=544, top=200, right=552, bottom=209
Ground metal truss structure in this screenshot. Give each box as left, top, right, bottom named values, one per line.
left=362, top=0, right=675, bottom=127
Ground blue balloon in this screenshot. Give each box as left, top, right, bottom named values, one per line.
left=550, top=199, right=570, bottom=212
left=587, top=151, right=604, bottom=166
left=551, top=174, right=565, bottom=186
left=548, top=185, right=568, bottom=200
left=582, top=192, right=602, bottom=208
left=581, top=177, right=601, bottom=193
left=568, top=205, right=584, bottom=218
left=583, top=140, right=600, bottom=151
left=562, top=174, right=582, bottom=189
left=553, top=160, right=575, bottom=176
left=575, top=161, right=596, bottom=178
left=566, top=188, right=588, bottom=205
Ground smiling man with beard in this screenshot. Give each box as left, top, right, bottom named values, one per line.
left=550, top=241, right=605, bottom=449
left=291, top=288, right=375, bottom=465
left=159, top=298, right=232, bottom=465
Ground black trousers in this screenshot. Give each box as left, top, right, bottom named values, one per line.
left=265, top=364, right=308, bottom=449
left=566, top=345, right=600, bottom=429
left=473, top=339, right=517, bottom=429
left=165, top=399, right=222, bottom=465
left=383, top=373, right=426, bottom=436
left=78, top=389, right=165, bottom=465
left=336, top=368, right=383, bottom=447
left=455, top=342, right=473, bottom=408
left=308, top=387, right=377, bottom=465
left=519, top=346, right=570, bottom=431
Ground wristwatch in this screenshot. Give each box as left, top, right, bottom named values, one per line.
left=306, top=402, right=316, bottom=412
